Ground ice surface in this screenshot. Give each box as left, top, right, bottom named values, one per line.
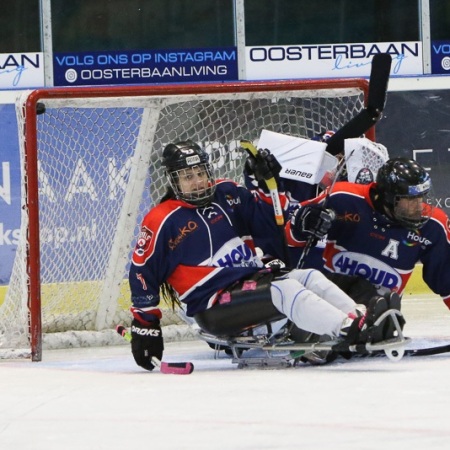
left=1, top=295, right=450, bottom=450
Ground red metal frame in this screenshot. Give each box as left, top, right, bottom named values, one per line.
left=23, top=79, right=372, bottom=361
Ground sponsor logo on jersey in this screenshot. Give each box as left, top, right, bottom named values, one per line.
left=369, top=232, right=386, bottom=241
left=135, top=226, right=153, bottom=257
left=403, top=230, right=432, bottom=247
left=225, top=194, right=241, bottom=206
left=331, top=251, right=401, bottom=290
left=210, top=214, right=223, bottom=224
left=213, top=237, right=261, bottom=268
left=337, top=212, right=361, bottom=222
left=168, top=220, right=199, bottom=250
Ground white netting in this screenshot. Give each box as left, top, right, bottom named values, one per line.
left=0, top=82, right=366, bottom=358
left=345, top=137, right=389, bottom=183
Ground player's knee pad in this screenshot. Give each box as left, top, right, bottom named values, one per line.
left=286, top=268, right=326, bottom=290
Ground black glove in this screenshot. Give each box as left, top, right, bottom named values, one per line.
left=291, top=204, right=335, bottom=241
left=245, top=148, right=282, bottom=183
left=131, top=318, right=164, bottom=371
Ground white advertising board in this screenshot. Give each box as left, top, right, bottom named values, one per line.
left=0, top=52, right=45, bottom=88
left=246, top=42, right=423, bottom=80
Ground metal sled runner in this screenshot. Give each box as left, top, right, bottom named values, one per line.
left=193, top=294, right=410, bottom=369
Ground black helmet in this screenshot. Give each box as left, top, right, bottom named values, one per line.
left=376, top=157, right=433, bottom=229
left=162, top=140, right=216, bottom=206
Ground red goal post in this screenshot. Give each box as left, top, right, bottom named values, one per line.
left=2, top=79, right=371, bottom=361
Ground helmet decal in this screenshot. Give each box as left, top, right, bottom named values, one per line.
left=185, top=155, right=201, bottom=166
left=408, top=178, right=431, bottom=195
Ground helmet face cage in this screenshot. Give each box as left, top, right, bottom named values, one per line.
left=162, top=141, right=216, bottom=207
left=167, top=163, right=216, bottom=207
left=377, top=158, right=433, bottom=230
left=391, top=191, right=433, bottom=230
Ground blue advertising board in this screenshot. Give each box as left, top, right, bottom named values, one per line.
left=0, top=104, right=21, bottom=284
left=431, top=40, right=450, bottom=74
left=53, top=47, right=238, bottom=86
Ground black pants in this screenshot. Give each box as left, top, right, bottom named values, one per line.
left=194, top=271, right=284, bottom=336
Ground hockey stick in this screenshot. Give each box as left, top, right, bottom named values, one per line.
left=295, top=151, right=355, bottom=269
left=116, top=325, right=194, bottom=374
left=405, top=344, right=450, bottom=357
left=326, top=53, right=392, bottom=156
left=240, top=140, right=291, bottom=267
left=357, top=343, right=450, bottom=359
left=294, top=55, right=391, bottom=267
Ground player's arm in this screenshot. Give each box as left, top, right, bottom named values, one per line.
left=128, top=210, right=178, bottom=371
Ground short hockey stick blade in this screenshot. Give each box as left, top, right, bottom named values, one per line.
left=116, top=325, right=194, bottom=375
left=367, top=53, right=392, bottom=113
left=153, top=358, right=195, bottom=375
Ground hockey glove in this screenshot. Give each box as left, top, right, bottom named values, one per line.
left=291, top=204, right=335, bottom=241
left=245, top=148, right=282, bottom=184
left=130, top=318, right=164, bottom=371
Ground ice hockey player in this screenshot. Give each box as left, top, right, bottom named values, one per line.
left=127, top=140, right=399, bottom=370
left=244, top=132, right=389, bottom=270
left=288, top=157, right=450, bottom=308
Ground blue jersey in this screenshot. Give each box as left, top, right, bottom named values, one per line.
left=129, top=180, right=286, bottom=317
left=287, top=181, right=450, bottom=307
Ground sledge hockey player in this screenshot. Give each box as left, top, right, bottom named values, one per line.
left=288, top=157, right=450, bottom=308
left=128, top=140, right=400, bottom=371
left=244, top=131, right=390, bottom=272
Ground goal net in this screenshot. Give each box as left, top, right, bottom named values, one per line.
left=1, top=79, right=369, bottom=360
